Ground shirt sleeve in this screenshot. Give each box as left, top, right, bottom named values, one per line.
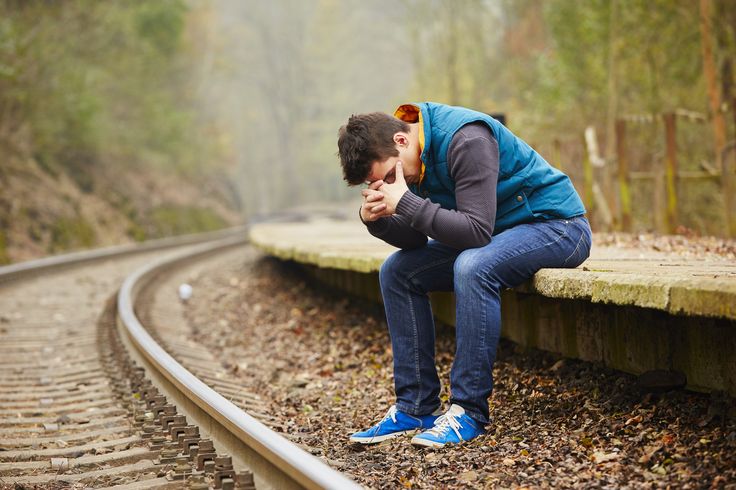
left=363, top=213, right=429, bottom=249
left=394, top=122, right=498, bottom=249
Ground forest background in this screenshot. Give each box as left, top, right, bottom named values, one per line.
left=1, top=0, right=734, bottom=263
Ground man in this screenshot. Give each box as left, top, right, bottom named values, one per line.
left=337, top=102, right=591, bottom=447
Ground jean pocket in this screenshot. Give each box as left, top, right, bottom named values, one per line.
left=545, top=218, right=569, bottom=239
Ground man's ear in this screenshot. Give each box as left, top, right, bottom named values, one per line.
left=393, top=132, right=409, bottom=148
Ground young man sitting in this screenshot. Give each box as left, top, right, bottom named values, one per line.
left=337, top=102, right=591, bottom=447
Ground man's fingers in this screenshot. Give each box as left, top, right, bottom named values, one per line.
left=395, top=161, right=405, bottom=182
left=369, top=179, right=384, bottom=190
left=362, top=189, right=384, bottom=200
left=361, top=201, right=389, bottom=221
left=369, top=206, right=390, bottom=220
left=363, top=202, right=385, bottom=213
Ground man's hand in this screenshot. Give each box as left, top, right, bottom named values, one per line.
left=378, top=161, right=409, bottom=215
left=360, top=179, right=389, bottom=222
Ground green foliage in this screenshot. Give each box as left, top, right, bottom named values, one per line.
left=48, top=217, right=96, bottom=253
left=147, top=205, right=228, bottom=238
left=404, top=0, right=496, bottom=109
left=542, top=0, right=611, bottom=117
left=128, top=223, right=147, bottom=243
left=0, top=0, right=206, bottom=182
left=0, top=229, right=9, bottom=265
left=134, top=1, right=186, bottom=56
left=431, top=0, right=708, bottom=145
left=1, top=0, right=732, bottom=240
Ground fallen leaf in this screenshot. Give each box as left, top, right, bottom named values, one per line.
left=460, top=470, right=478, bottom=482
left=593, top=451, right=619, bottom=464
left=550, top=360, right=566, bottom=372
left=638, top=443, right=663, bottom=464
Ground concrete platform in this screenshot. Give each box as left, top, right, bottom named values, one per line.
left=250, top=219, right=736, bottom=395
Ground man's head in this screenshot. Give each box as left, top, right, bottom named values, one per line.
left=337, top=112, right=420, bottom=186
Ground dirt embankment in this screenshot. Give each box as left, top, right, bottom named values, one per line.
left=0, top=155, right=240, bottom=264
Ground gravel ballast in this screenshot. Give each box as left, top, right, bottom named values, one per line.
left=182, top=248, right=735, bottom=489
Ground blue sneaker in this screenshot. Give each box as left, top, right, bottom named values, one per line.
left=411, top=404, right=485, bottom=447
left=349, top=405, right=442, bottom=444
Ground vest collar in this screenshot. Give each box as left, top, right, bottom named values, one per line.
left=394, top=103, right=430, bottom=185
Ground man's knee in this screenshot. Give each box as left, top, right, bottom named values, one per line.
left=454, top=249, right=500, bottom=290
left=454, top=249, right=483, bottom=282
left=379, top=250, right=412, bottom=285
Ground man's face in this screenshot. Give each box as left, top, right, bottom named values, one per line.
left=365, top=141, right=420, bottom=186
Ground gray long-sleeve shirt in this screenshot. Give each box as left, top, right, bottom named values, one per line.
left=364, top=122, right=499, bottom=250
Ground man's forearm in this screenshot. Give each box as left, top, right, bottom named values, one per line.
left=365, top=215, right=428, bottom=249
left=395, top=192, right=491, bottom=249
left=393, top=124, right=498, bottom=250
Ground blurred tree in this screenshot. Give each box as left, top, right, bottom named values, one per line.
left=201, top=0, right=410, bottom=215
left=700, top=0, right=727, bottom=166
left=714, top=0, right=736, bottom=137
left=0, top=0, right=212, bottom=186
left=5, top=0, right=732, bottom=236
left=403, top=0, right=498, bottom=111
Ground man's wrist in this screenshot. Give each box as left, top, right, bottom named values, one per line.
left=365, top=216, right=389, bottom=234
left=395, top=190, right=423, bottom=217
left=359, top=206, right=368, bottom=224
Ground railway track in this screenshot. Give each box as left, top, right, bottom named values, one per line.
left=0, top=230, right=361, bottom=489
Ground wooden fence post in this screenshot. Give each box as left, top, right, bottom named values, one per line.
left=724, top=145, right=736, bottom=237
left=663, top=113, right=679, bottom=234
left=553, top=138, right=562, bottom=172
left=653, top=166, right=667, bottom=234
left=615, top=119, right=631, bottom=232
left=582, top=135, right=595, bottom=226
left=700, top=0, right=727, bottom=170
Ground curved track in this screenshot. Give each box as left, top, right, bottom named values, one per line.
left=0, top=230, right=361, bottom=489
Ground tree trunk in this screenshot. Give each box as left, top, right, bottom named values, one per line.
left=699, top=0, right=728, bottom=167
left=604, top=0, right=620, bottom=228
left=615, top=120, right=632, bottom=232
left=445, top=3, right=459, bottom=106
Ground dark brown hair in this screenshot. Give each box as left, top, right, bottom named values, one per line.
left=337, top=112, right=409, bottom=185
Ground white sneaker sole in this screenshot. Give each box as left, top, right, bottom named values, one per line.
left=349, top=430, right=415, bottom=444
left=410, top=435, right=446, bottom=448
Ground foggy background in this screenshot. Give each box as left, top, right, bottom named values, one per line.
left=1, top=0, right=734, bottom=262
left=191, top=0, right=734, bottom=231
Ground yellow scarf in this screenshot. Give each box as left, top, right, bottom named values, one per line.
left=394, top=104, right=426, bottom=185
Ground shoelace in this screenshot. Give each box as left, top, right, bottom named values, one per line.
left=380, top=405, right=398, bottom=424
left=425, top=411, right=462, bottom=439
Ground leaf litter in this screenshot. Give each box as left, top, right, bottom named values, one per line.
left=183, top=254, right=736, bottom=489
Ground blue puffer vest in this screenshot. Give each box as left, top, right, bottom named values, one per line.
left=403, top=102, right=586, bottom=234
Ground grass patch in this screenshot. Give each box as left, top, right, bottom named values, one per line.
left=0, top=230, right=9, bottom=265
left=145, top=205, right=228, bottom=238
left=48, top=216, right=96, bottom=253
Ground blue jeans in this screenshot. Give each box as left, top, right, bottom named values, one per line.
left=379, top=216, right=592, bottom=425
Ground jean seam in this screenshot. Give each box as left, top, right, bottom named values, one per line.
left=562, top=228, right=585, bottom=267
left=406, top=253, right=457, bottom=411
left=469, top=285, right=487, bottom=408
left=402, top=256, right=455, bottom=413
left=407, top=289, right=422, bottom=412
left=386, top=251, right=456, bottom=417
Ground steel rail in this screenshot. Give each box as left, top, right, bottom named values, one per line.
left=0, top=225, right=248, bottom=284
left=116, top=235, right=363, bottom=490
